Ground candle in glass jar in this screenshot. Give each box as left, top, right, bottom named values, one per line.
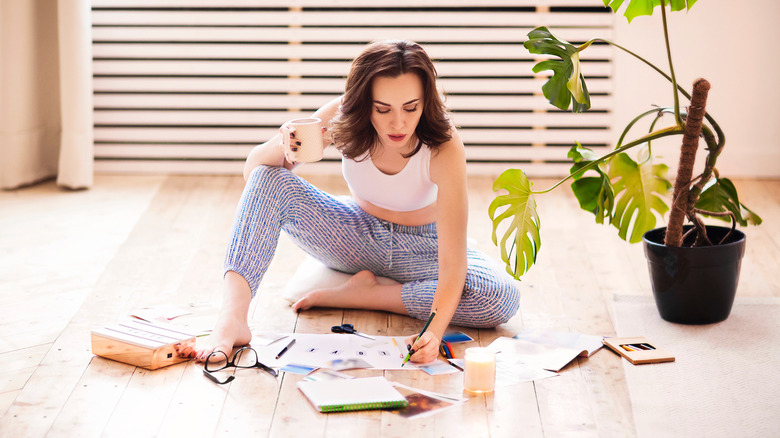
left=464, top=347, right=496, bottom=393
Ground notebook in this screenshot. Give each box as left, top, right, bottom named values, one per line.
left=297, top=376, right=409, bottom=413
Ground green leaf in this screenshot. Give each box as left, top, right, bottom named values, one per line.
left=695, top=177, right=763, bottom=226
left=571, top=176, right=616, bottom=225
left=602, top=0, right=698, bottom=23
left=567, top=141, right=601, bottom=166
left=607, top=153, right=672, bottom=243
left=489, top=169, right=542, bottom=279
left=568, top=143, right=615, bottom=224
left=524, top=27, right=591, bottom=113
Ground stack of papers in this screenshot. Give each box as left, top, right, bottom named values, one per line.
left=484, top=330, right=605, bottom=387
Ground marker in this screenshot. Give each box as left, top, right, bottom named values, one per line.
left=275, top=339, right=296, bottom=359
left=445, top=341, right=455, bottom=359
left=401, top=309, right=437, bottom=367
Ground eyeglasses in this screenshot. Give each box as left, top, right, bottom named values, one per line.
left=203, top=346, right=278, bottom=384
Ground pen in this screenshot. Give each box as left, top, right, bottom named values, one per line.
left=447, top=359, right=464, bottom=372
left=275, top=338, right=296, bottom=359
left=401, top=309, right=437, bottom=367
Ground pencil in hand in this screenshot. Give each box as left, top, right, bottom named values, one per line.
left=401, top=309, right=437, bottom=367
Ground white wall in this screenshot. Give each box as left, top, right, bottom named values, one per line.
left=612, top=0, right=780, bottom=178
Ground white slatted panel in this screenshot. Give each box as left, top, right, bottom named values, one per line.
left=91, top=0, right=614, bottom=175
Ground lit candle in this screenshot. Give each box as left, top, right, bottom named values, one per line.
left=464, top=347, right=496, bottom=393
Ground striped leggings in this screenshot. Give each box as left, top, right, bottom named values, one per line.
left=224, top=165, right=520, bottom=328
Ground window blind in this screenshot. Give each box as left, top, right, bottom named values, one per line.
left=91, top=0, right=614, bottom=175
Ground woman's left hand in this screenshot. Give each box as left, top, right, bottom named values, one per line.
left=404, top=331, right=440, bottom=364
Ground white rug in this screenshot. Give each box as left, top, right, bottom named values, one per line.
left=612, top=295, right=780, bottom=438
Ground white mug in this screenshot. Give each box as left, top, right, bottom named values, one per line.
left=282, top=118, right=324, bottom=163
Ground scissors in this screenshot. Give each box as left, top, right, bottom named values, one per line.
left=331, top=323, right=376, bottom=340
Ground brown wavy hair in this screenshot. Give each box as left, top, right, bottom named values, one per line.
left=331, top=40, right=452, bottom=160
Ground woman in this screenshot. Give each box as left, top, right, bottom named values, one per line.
left=187, top=40, right=520, bottom=364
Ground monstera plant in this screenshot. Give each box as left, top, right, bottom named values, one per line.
left=490, top=0, right=762, bottom=281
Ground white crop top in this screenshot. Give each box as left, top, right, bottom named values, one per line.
left=341, top=145, right=438, bottom=212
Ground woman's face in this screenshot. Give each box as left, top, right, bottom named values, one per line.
left=369, top=72, right=424, bottom=153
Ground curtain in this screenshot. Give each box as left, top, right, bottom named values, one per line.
left=0, top=0, right=93, bottom=190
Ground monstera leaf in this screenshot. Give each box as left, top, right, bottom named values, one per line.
left=603, top=0, right=699, bottom=23
left=695, top=177, right=763, bottom=227
left=608, top=153, right=672, bottom=243
left=568, top=143, right=615, bottom=225
left=524, top=27, right=591, bottom=113
left=489, top=169, right=542, bottom=279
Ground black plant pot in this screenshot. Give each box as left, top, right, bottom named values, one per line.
left=643, top=225, right=746, bottom=324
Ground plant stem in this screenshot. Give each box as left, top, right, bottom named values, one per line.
left=532, top=126, right=683, bottom=194
left=587, top=38, right=724, bottom=142
left=615, top=107, right=665, bottom=149
left=659, top=0, right=682, bottom=126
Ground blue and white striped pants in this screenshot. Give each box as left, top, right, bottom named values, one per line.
left=224, top=165, right=520, bottom=328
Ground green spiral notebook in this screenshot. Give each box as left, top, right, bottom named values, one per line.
left=297, top=376, right=409, bottom=413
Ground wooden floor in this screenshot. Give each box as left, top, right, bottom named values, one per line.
left=1, top=173, right=778, bottom=437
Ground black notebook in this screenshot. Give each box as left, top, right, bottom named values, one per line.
left=297, top=376, right=409, bottom=413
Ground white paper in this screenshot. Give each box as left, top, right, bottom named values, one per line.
left=512, top=329, right=605, bottom=357
left=488, top=336, right=583, bottom=372
left=250, top=334, right=422, bottom=370
left=494, top=354, right=558, bottom=387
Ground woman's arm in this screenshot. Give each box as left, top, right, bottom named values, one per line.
left=242, top=96, right=342, bottom=180
left=407, top=127, right=469, bottom=362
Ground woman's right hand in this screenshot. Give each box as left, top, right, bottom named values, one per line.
left=279, top=122, right=298, bottom=165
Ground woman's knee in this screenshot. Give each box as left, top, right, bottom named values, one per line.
left=466, top=278, right=521, bottom=328
left=247, top=164, right=294, bottom=188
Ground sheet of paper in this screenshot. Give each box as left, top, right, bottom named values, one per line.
left=250, top=334, right=421, bottom=370
left=131, top=304, right=192, bottom=323
left=513, top=329, right=605, bottom=357
left=494, top=354, right=558, bottom=387
left=488, top=336, right=583, bottom=372
left=252, top=334, right=288, bottom=347
left=417, top=360, right=460, bottom=376
left=390, top=382, right=467, bottom=419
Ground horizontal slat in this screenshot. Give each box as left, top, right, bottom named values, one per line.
left=93, top=127, right=612, bottom=144
left=92, top=59, right=613, bottom=77
left=92, top=77, right=613, bottom=94
left=92, top=43, right=613, bottom=60
left=94, top=159, right=245, bottom=175
left=94, top=143, right=611, bottom=162
left=93, top=110, right=611, bottom=128
left=91, top=27, right=609, bottom=44
left=96, top=144, right=252, bottom=159
left=93, top=159, right=580, bottom=178
left=93, top=93, right=614, bottom=112
left=92, top=0, right=610, bottom=8
left=446, top=95, right=614, bottom=112
left=92, top=10, right=614, bottom=28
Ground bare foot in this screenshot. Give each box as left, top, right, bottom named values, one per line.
left=292, top=270, right=406, bottom=315
left=176, top=272, right=254, bottom=362
left=194, top=314, right=253, bottom=362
